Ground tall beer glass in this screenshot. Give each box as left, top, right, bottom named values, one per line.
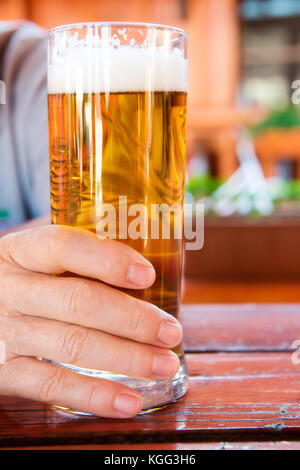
left=48, top=22, right=188, bottom=412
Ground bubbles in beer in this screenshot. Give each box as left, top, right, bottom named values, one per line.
left=48, top=33, right=187, bottom=356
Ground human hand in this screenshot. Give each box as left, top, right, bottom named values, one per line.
left=0, top=225, right=182, bottom=418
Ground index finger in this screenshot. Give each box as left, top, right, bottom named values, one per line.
left=0, top=225, right=155, bottom=289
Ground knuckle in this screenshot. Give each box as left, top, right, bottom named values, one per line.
left=0, top=265, right=24, bottom=311
left=62, top=282, right=88, bottom=320
left=85, top=383, right=101, bottom=412
left=61, top=326, right=89, bottom=365
left=124, top=342, right=147, bottom=375
left=130, top=300, right=153, bottom=337
left=130, top=300, right=161, bottom=341
left=0, top=232, right=14, bottom=250
left=0, top=234, right=17, bottom=264
left=131, top=309, right=147, bottom=336
left=38, top=366, right=65, bottom=403
left=46, top=224, right=66, bottom=242
left=42, top=225, right=58, bottom=256
left=46, top=225, right=71, bottom=260
left=0, top=357, right=27, bottom=394
left=0, top=312, right=21, bottom=352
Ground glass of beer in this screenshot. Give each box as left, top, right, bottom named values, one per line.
left=48, top=22, right=188, bottom=413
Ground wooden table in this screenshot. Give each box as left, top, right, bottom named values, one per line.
left=1, top=303, right=300, bottom=450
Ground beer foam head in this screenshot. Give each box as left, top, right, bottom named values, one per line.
left=48, top=45, right=187, bottom=94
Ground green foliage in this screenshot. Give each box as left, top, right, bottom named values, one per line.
left=251, top=106, right=300, bottom=136
left=186, top=174, right=223, bottom=198
left=273, top=180, right=300, bottom=202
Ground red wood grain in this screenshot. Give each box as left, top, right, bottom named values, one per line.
left=0, top=303, right=299, bottom=448
left=182, top=303, right=300, bottom=351
left=3, top=441, right=300, bottom=450
left=0, top=352, right=299, bottom=446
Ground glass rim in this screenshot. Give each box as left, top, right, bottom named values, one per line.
left=48, top=21, right=187, bottom=38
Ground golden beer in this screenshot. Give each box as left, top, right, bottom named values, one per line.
left=49, top=91, right=186, bottom=328
left=48, top=22, right=188, bottom=410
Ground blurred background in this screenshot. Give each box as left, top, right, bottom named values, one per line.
left=2, top=0, right=300, bottom=302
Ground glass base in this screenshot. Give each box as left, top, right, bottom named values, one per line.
left=50, top=356, right=189, bottom=415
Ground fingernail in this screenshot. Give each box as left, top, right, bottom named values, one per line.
left=127, top=263, right=155, bottom=287
left=153, top=353, right=179, bottom=378
left=158, top=320, right=182, bottom=346
left=114, top=393, right=142, bottom=416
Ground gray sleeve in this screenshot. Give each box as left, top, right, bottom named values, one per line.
left=9, top=25, right=49, bottom=219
